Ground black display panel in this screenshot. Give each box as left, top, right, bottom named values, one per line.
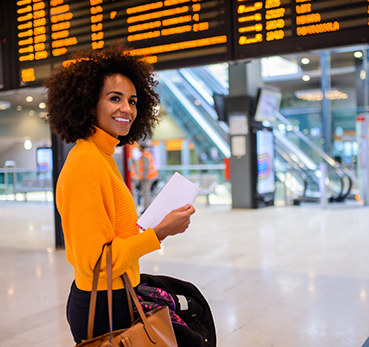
left=16, top=0, right=232, bottom=85
left=254, top=87, right=282, bottom=123
left=13, top=0, right=369, bottom=88
left=0, top=43, right=3, bottom=89
left=233, top=0, right=369, bottom=60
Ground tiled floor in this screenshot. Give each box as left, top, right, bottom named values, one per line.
left=1, top=199, right=369, bottom=346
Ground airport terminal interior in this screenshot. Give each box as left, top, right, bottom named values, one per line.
left=2, top=43, right=369, bottom=346
left=2, top=3, right=369, bottom=345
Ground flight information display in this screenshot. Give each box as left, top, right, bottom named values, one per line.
left=233, top=0, right=369, bottom=59
left=13, top=0, right=369, bottom=87
left=15, top=0, right=232, bottom=85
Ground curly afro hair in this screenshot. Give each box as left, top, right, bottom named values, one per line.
left=44, top=41, right=160, bottom=146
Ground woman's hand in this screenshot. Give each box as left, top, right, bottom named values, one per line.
left=153, top=204, right=196, bottom=241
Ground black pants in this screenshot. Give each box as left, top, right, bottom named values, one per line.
left=66, top=281, right=132, bottom=344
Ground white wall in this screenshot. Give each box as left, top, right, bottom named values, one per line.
left=0, top=139, right=51, bottom=169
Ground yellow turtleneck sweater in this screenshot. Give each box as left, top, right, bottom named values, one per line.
left=56, top=127, right=161, bottom=291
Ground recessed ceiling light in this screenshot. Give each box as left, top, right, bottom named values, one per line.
left=26, top=96, right=33, bottom=102
left=302, top=75, right=311, bottom=81
left=354, top=51, right=363, bottom=59
left=24, top=139, right=32, bottom=150
left=38, top=102, right=46, bottom=109
left=301, top=58, right=310, bottom=64
left=17, top=105, right=22, bottom=111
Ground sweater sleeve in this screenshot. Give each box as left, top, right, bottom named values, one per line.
left=57, top=147, right=160, bottom=290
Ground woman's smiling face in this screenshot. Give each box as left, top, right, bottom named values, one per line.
left=96, top=73, right=138, bottom=138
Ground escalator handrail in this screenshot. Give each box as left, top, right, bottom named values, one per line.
left=276, top=112, right=353, bottom=201
left=158, top=72, right=231, bottom=158
left=176, top=69, right=230, bottom=137
left=185, top=66, right=229, bottom=96
left=274, top=143, right=308, bottom=180
left=277, top=112, right=355, bottom=179
left=273, top=129, right=318, bottom=171
left=275, top=143, right=308, bottom=203
left=177, top=68, right=231, bottom=136
left=275, top=135, right=345, bottom=201
left=178, top=68, right=215, bottom=107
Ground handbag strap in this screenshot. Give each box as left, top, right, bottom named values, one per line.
left=87, top=244, right=105, bottom=340
left=121, top=272, right=158, bottom=344
left=126, top=282, right=134, bottom=324
left=87, top=244, right=158, bottom=344
left=87, top=243, right=115, bottom=345
left=106, top=243, right=114, bottom=344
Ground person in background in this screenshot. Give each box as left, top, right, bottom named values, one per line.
left=138, top=142, right=159, bottom=211
left=44, top=41, right=195, bottom=344
left=128, top=146, right=139, bottom=208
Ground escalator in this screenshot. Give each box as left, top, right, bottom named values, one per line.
left=274, top=142, right=308, bottom=205
left=274, top=112, right=355, bottom=203
left=158, top=65, right=355, bottom=203
left=157, top=68, right=230, bottom=164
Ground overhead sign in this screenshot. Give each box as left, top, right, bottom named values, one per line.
left=12, top=0, right=369, bottom=87
left=233, top=0, right=369, bottom=59
left=15, top=0, right=232, bottom=85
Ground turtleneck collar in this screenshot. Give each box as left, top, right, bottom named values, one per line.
left=90, top=126, right=120, bottom=156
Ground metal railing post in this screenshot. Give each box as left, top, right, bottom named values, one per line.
left=4, top=160, right=17, bottom=200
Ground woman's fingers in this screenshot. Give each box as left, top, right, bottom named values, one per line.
left=153, top=204, right=196, bottom=241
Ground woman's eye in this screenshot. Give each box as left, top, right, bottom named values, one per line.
left=110, top=96, right=120, bottom=102
left=129, top=99, right=137, bottom=106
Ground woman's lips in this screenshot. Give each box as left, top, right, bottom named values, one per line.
left=113, top=117, right=130, bottom=125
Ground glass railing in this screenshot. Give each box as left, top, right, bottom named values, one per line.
left=0, top=167, right=53, bottom=201
left=155, top=164, right=232, bottom=205
left=274, top=112, right=356, bottom=202
left=274, top=143, right=308, bottom=205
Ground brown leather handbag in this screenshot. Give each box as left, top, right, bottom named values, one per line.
left=76, top=243, right=178, bottom=347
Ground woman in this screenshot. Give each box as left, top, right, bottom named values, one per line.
left=44, top=42, right=195, bottom=344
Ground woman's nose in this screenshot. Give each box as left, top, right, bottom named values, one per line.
left=119, top=100, right=131, bottom=113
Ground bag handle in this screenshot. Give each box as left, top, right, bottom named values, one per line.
left=87, top=244, right=116, bottom=345
left=87, top=244, right=105, bottom=340
left=87, top=243, right=158, bottom=344
left=122, top=272, right=158, bottom=344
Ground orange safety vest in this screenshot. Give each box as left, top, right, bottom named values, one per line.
left=128, top=150, right=137, bottom=179
left=130, top=161, right=137, bottom=179
left=138, top=151, right=158, bottom=180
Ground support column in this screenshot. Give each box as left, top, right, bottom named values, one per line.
left=320, top=51, right=332, bottom=155
left=363, top=48, right=369, bottom=111
left=227, top=61, right=264, bottom=208
left=52, top=134, right=74, bottom=249
left=228, top=60, right=263, bottom=97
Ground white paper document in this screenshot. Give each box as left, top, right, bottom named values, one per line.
left=137, top=172, right=201, bottom=231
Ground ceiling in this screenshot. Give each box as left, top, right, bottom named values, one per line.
left=0, top=86, right=47, bottom=112
left=262, top=48, right=363, bottom=94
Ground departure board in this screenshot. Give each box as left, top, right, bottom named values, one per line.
left=15, top=0, right=232, bottom=85
left=12, top=0, right=369, bottom=88
left=233, top=0, right=369, bottom=59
